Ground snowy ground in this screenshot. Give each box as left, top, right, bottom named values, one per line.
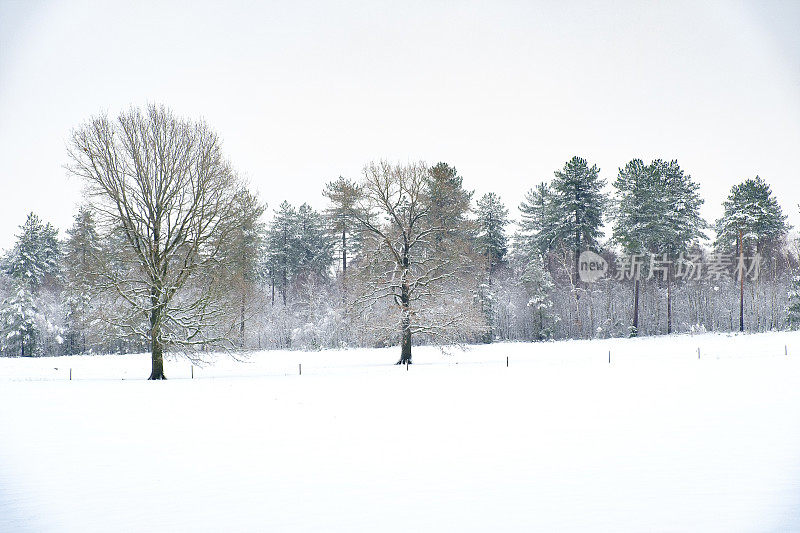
left=2, top=332, right=800, bottom=532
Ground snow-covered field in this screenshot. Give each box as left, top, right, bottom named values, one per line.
left=2, top=332, right=800, bottom=532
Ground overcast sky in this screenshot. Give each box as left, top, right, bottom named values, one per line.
left=0, top=0, right=798, bottom=250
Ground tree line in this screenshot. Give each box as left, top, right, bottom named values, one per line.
left=2, top=105, right=799, bottom=378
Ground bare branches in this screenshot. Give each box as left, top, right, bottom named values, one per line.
left=349, top=161, right=485, bottom=362
left=67, top=105, right=241, bottom=375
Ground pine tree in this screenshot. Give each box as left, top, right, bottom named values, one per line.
left=613, top=159, right=706, bottom=335
left=4, top=212, right=60, bottom=292
left=518, top=182, right=559, bottom=257
left=475, top=192, right=509, bottom=272
left=520, top=252, right=555, bottom=340
left=266, top=201, right=300, bottom=306
left=322, top=176, right=363, bottom=276
left=550, top=157, right=606, bottom=287
left=715, top=176, right=789, bottom=255
left=789, top=274, right=800, bottom=329
left=0, top=281, right=39, bottom=356
left=427, top=162, right=474, bottom=243
left=222, top=188, right=266, bottom=347
left=63, top=206, right=101, bottom=354
left=475, top=192, right=510, bottom=341
left=295, top=203, right=334, bottom=283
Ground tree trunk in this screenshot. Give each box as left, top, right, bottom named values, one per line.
left=149, top=335, right=166, bottom=380
left=739, top=230, right=744, bottom=332
left=631, top=278, right=640, bottom=337
left=148, top=293, right=167, bottom=380
left=240, top=290, right=246, bottom=348
left=342, top=228, right=347, bottom=273
left=399, top=314, right=412, bottom=365
left=396, top=264, right=412, bottom=365
left=341, top=228, right=348, bottom=302
left=667, top=265, right=672, bottom=334
left=573, top=227, right=580, bottom=290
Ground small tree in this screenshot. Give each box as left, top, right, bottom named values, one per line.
left=789, top=274, right=800, bottom=329
left=0, top=281, right=39, bottom=356
left=67, top=104, right=241, bottom=379
left=520, top=252, right=555, bottom=340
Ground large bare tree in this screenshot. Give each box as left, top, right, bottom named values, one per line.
left=351, top=161, right=484, bottom=364
left=67, top=105, right=241, bottom=379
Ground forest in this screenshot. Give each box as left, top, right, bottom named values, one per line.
left=2, top=105, right=799, bottom=367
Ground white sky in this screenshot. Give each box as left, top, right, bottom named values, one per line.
left=0, top=0, right=798, bottom=250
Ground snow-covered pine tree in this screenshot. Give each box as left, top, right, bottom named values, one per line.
left=221, top=188, right=266, bottom=347
left=426, top=162, right=474, bottom=243
left=266, top=201, right=300, bottom=306
left=0, top=281, right=39, bottom=356
left=656, top=160, right=706, bottom=333
left=476, top=192, right=509, bottom=272
left=788, top=274, right=800, bottom=329
left=714, top=176, right=788, bottom=332
left=520, top=252, right=555, bottom=340
left=518, top=182, right=559, bottom=258
left=612, top=159, right=706, bottom=336
left=714, top=176, right=789, bottom=256
left=63, top=206, right=101, bottom=354
left=295, top=203, right=334, bottom=285
left=322, top=176, right=364, bottom=276
left=4, top=212, right=60, bottom=292
left=550, top=157, right=606, bottom=287
left=475, top=192, right=510, bottom=341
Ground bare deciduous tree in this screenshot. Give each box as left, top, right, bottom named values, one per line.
left=67, top=104, right=240, bottom=379
left=350, top=161, right=484, bottom=364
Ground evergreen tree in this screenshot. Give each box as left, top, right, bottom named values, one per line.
left=550, top=156, right=606, bottom=286
left=789, top=274, right=800, bottom=329
left=0, top=282, right=39, bottom=356
left=518, top=182, right=559, bottom=257
left=714, top=176, right=789, bottom=255
left=475, top=192, right=509, bottom=272
left=222, top=188, right=266, bottom=347
left=520, top=252, right=555, bottom=340
left=426, top=162, right=474, bottom=243
left=613, top=159, right=706, bottom=335
left=63, top=206, right=101, bottom=354
left=295, top=203, right=334, bottom=283
left=322, top=176, right=363, bottom=275
left=475, top=192, right=510, bottom=341
left=4, top=212, right=60, bottom=292
left=266, top=201, right=300, bottom=306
